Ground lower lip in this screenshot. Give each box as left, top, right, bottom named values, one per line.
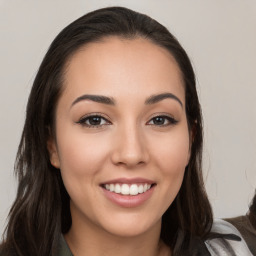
left=101, top=186, right=155, bottom=208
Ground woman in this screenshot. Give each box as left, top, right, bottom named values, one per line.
left=0, top=7, right=251, bottom=256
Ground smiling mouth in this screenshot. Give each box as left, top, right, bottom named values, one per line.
left=101, top=183, right=155, bottom=196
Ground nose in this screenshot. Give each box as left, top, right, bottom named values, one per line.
left=111, top=124, right=149, bottom=168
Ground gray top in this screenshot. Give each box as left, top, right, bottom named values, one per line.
left=225, top=215, right=256, bottom=255
left=58, top=235, right=73, bottom=256
left=205, top=219, right=253, bottom=256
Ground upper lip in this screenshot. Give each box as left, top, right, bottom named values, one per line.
left=101, top=177, right=155, bottom=185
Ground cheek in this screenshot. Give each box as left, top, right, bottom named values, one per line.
left=152, top=128, right=190, bottom=172
left=57, top=133, right=113, bottom=213
left=56, top=129, right=111, bottom=193
left=150, top=128, right=190, bottom=201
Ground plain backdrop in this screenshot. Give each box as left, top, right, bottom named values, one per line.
left=0, top=0, right=256, bottom=237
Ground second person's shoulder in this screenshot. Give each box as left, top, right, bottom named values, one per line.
left=205, top=219, right=253, bottom=255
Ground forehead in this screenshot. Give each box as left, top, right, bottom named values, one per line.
left=61, top=36, right=185, bottom=103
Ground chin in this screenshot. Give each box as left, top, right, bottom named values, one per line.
left=99, top=214, right=161, bottom=238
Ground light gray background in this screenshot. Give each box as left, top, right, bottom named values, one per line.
left=1, top=0, right=256, bottom=237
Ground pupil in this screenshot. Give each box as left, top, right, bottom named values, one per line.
left=90, top=117, right=101, bottom=125
left=154, top=117, right=164, bottom=125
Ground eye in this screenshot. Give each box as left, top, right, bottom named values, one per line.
left=147, top=115, right=178, bottom=126
left=77, top=114, right=111, bottom=128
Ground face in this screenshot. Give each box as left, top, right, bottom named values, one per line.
left=48, top=37, right=191, bottom=238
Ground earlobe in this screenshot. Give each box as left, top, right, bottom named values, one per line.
left=47, top=137, right=60, bottom=169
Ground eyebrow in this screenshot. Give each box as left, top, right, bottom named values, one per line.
left=71, top=94, right=115, bottom=107
left=71, top=92, right=183, bottom=108
left=145, top=93, right=183, bottom=107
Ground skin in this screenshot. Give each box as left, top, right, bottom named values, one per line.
left=48, top=37, right=191, bottom=256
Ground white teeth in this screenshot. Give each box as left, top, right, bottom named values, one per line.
left=138, top=184, right=144, bottom=194
left=104, top=183, right=152, bottom=196
left=121, top=184, right=130, bottom=195
left=110, top=184, right=115, bottom=192
left=130, top=184, right=139, bottom=195
left=114, top=184, right=121, bottom=193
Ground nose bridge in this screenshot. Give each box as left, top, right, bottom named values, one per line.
left=111, top=120, right=148, bottom=167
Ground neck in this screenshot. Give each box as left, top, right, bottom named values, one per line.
left=65, top=214, right=171, bottom=256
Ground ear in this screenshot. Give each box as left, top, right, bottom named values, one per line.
left=47, top=136, right=60, bottom=169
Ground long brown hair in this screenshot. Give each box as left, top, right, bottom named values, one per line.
left=1, top=7, right=212, bottom=255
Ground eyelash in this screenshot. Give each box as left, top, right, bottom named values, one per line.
left=147, top=115, right=178, bottom=127
left=76, top=114, right=178, bottom=128
left=76, top=113, right=111, bottom=128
